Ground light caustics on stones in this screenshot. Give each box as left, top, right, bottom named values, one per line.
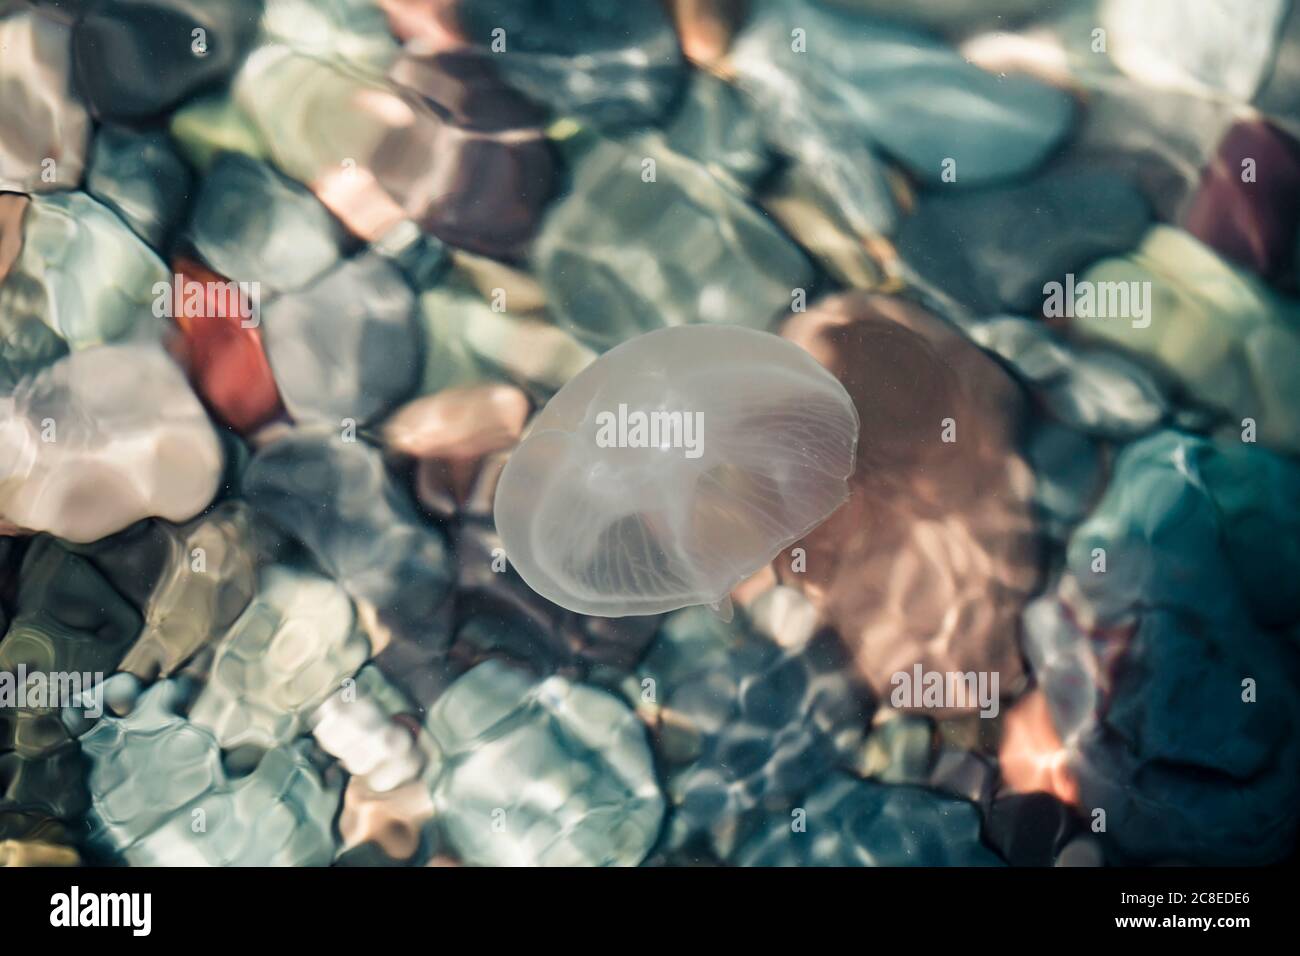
left=493, top=325, right=859, bottom=618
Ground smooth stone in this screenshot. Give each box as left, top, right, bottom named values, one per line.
left=0, top=11, right=90, bottom=194
left=733, top=774, right=1002, bottom=866
left=995, top=683, right=1078, bottom=805
left=261, top=254, right=420, bottom=426
left=190, top=566, right=368, bottom=750
left=386, top=49, right=557, bottom=257
left=168, top=93, right=268, bottom=172
left=0, top=836, right=79, bottom=866
left=234, top=46, right=413, bottom=242
left=186, top=152, right=347, bottom=293
left=778, top=294, right=1039, bottom=706
left=1075, top=225, right=1300, bottom=454
left=418, top=277, right=595, bottom=400
left=1022, top=420, right=1106, bottom=543
left=729, top=0, right=1074, bottom=187
left=970, top=316, right=1167, bottom=439
left=759, top=164, right=886, bottom=288
left=124, top=743, right=339, bottom=866
left=1068, top=432, right=1300, bottom=632
left=726, top=0, right=900, bottom=237
left=0, top=192, right=168, bottom=370
left=261, top=0, right=399, bottom=77
left=0, top=343, right=223, bottom=543
left=533, top=137, right=812, bottom=352
left=71, top=0, right=263, bottom=121
left=117, top=503, right=258, bottom=680
left=336, top=777, right=436, bottom=864
left=0, top=537, right=141, bottom=822
left=384, top=383, right=530, bottom=461
left=241, top=428, right=454, bottom=670
left=986, top=792, right=1085, bottom=867
left=165, top=257, right=285, bottom=434
left=236, top=45, right=555, bottom=257
left=640, top=606, right=868, bottom=859
left=311, top=666, right=426, bottom=795
left=1182, top=119, right=1300, bottom=281
left=81, top=680, right=338, bottom=865
left=384, top=383, right=529, bottom=509
left=453, top=0, right=686, bottom=129
left=425, top=659, right=664, bottom=866
left=86, top=125, right=194, bottom=251
left=928, top=749, right=996, bottom=810
left=896, top=168, right=1150, bottom=316
left=1024, top=432, right=1300, bottom=863
left=0, top=194, right=46, bottom=389
left=657, top=72, right=771, bottom=192
left=1102, top=0, right=1288, bottom=102
left=1069, top=80, right=1239, bottom=223
left=2, top=537, right=143, bottom=677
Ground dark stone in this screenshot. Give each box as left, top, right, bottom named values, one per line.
left=897, top=167, right=1151, bottom=316
left=454, top=0, right=685, bottom=129
left=987, top=792, right=1085, bottom=867
left=185, top=152, right=348, bottom=292
left=387, top=49, right=557, bottom=258
left=86, top=125, right=193, bottom=251
left=72, top=0, right=263, bottom=121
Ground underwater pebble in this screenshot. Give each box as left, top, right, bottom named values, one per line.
left=0, top=343, right=223, bottom=543
left=0, top=10, right=90, bottom=194
left=451, top=0, right=685, bottom=129
left=261, top=254, right=420, bottom=426
left=72, top=0, right=263, bottom=121
left=778, top=294, right=1039, bottom=707
left=640, top=606, right=868, bottom=859
left=186, top=152, right=348, bottom=293
left=1024, top=432, right=1300, bottom=864
left=1075, top=225, right=1300, bottom=454
left=425, top=659, right=664, bottom=866
left=533, top=137, right=812, bottom=351
left=1102, top=0, right=1288, bottom=102
left=86, top=125, right=193, bottom=252
left=0, top=192, right=169, bottom=370
left=730, top=0, right=1075, bottom=188
left=165, top=257, right=285, bottom=434
left=734, top=773, right=1002, bottom=866
left=970, top=315, right=1167, bottom=439
left=242, top=429, right=455, bottom=693
left=118, top=502, right=259, bottom=681
left=82, top=680, right=340, bottom=865
left=896, top=168, right=1150, bottom=317
left=189, top=566, right=368, bottom=751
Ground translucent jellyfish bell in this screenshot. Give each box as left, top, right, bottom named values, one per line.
left=493, top=325, right=859, bottom=617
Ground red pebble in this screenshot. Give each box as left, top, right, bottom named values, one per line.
left=165, top=258, right=285, bottom=434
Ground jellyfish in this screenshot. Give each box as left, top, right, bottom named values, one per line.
left=493, top=325, right=859, bottom=618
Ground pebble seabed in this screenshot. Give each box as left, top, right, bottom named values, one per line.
left=1, top=0, right=1299, bottom=869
